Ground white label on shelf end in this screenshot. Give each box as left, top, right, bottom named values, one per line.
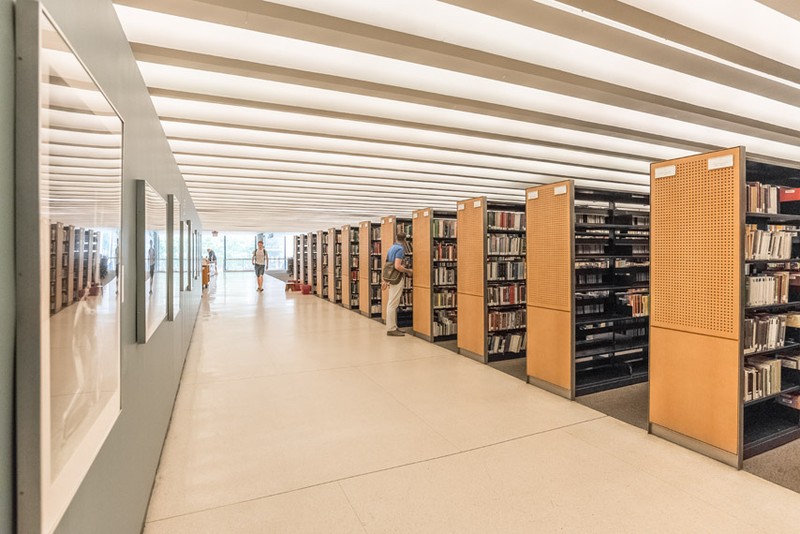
left=527, top=191, right=539, bottom=200
left=458, top=204, right=465, bottom=211
left=423, top=211, right=429, bottom=217
left=554, top=185, right=567, bottom=196
left=654, top=165, right=676, bottom=179
left=412, top=213, right=418, bottom=219
left=708, top=154, right=734, bottom=170
left=473, top=200, right=481, bottom=208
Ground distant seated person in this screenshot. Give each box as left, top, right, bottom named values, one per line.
left=207, top=248, right=217, bottom=274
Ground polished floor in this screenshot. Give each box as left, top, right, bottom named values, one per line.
left=144, top=273, right=800, bottom=533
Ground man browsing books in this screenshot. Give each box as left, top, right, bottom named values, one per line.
left=383, top=232, right=412, bottom=336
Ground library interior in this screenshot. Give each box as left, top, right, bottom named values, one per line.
left=4, top=1, right=800, bottom=533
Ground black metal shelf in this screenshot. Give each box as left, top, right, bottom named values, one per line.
left=487, top=278, right=526, bottom=284
left=432, top=236, right=457, bottom=241
left=575, top=313, right=648, bottom=326
left=745, top=385, right=800, bottom=408
left=745, top=343, right=800, bottom=359
left=487, top=302, right=526, bottom=309
left=488, top=326, right=527, bottom=334
left=487, top=228, right=526, bottom=234
left=487, top=253, right=526, bottom=258
left=575, top=341, right=648, bottom=359
left=746, top=212, right=800, bottom=224
left=745, top=301, right=800, bottom=312
left=574, top=283, right=649, bottom=292
left=575, top=223, right=649, bottom=230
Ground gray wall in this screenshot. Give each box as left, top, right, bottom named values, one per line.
left=11, top=0, right=203, bottom=532
left=1, top=0, right=15, bottom=532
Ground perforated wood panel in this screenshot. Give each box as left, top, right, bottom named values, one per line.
left=651, top=327, right=740, bottom=454
left=413, top=210, right=431, bottom=290
left=527, top=306, right=572, bottom=391
left=381, top=217, right=395, bottom=320
left=328, top=228, right=337, bottom=303
left=526, top=183, right=572, bottom=311
left=316, top=230, right=325, bottom=297
left=651, top=147, right=742, bottom=339
left=342, top=225, right=352, bottom=307
left=359, top=222, right=370, bottom=315
left=457, top=197, right=485, bottom=297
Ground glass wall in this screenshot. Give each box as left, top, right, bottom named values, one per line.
left=202, top=232, right=293, bottom=271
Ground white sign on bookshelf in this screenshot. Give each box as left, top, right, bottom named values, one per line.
left=423, top=211, right=429, bottom=216
left=654, top=165, right=676, bottom=179
left=554, top=185, right=567, bottom=196
left=708, top=154, right=734, bottom=170
left=527, top=191, right=539, bottom=200
left=473, top=200, right=481, bottom=208
left=412, top=213, right=417, bottom=218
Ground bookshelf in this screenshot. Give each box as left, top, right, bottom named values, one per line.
left=457, top=197, right=526, bottom=363
left=300, top=234, right=308, bottom=285
left=316, top=230, right=328, bottom=298
left=381, top=216, right=413, bottom=328
left=525, top=181, right=650, bottom=399
left=293, top=235, right=301, bottom=280
left=650, top=146, right=800, bottom=467
left=359, top=221, right=382, bottom=318
left=327, top=227, right=342, bottom=304
left=307, top=231, right=317, bottom=291
left=342, top=225, right=359, bottom=309
left=412, top=209, right=458, bottom=342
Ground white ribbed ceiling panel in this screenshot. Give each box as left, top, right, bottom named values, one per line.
left=110, top=0, right=800, bottom=231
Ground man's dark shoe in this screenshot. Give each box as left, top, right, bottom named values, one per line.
left=387, top=329, right=405, bottom=336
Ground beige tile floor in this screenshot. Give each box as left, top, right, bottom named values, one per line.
left=145, top=273, right=800, bottom=533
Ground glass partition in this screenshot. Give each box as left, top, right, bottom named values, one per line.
left=169, top=196, right=180, bottom=319
left=138, top=181, right=167, bottom=341
left=38, top=9, right=122, bottom=531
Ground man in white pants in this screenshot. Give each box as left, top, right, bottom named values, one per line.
left=383, top=232, right=412, bottom=336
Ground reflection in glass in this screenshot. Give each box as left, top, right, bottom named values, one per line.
left=171, top=197, right=181, bottom=319
left=39, top=10, right=121, bottom=523
left=142, top=182, right=167, bottom=340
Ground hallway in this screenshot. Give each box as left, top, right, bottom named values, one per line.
left=144, top=273, right=800, bottom=533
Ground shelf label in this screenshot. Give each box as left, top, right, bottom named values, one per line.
left=412, top=213, right=418, bottom=219
left=423, top=211, right=429, bottom=217
left=554, top=185, right=567, bottom=196
left=527, top=191, right=539, bottom=200
left=458, top=204, right=465, bottom=211
left=473, top=200, right=481, bottom=208
left=708, top=154, right=734, bottom=170
left=654, top=165, right=676, bottom=179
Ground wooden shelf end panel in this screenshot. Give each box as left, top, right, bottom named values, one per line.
left=458, top=293, right=485, bottom=357
left=413, top=286, right=431, bottom=337
left=650, top=326, right=740, bottom=456
left=527, top=305, right=572, bottom=392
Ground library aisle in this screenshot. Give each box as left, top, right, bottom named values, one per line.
left=144, top=273, right=800, bottom=533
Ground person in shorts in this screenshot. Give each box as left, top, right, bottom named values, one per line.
left=252, top=240, right=268, bottom=292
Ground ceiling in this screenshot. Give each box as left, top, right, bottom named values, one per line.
left=112, top=0, right=800, bottom=232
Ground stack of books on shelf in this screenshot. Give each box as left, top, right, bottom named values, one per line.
left=487, top=235, right=525, bottom=255
left=745, top=357, right=783, bottom=402
left=487, top=283, right=525, bottom=306
left=746, top=225, right=794, bottom=260
left=433, top=291, right=456, bottom=309
left=745, top=273, right=790, bottom=306
left=744, top=314, right=788, bottom=354
left=746, top=182, right=780, bottom=214
left=488, top=211, right=525, bottom=231
left=433, top=219, right=456, bottom=238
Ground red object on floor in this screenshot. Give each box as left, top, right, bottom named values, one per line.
left=301, top=284, right=312, bottom=295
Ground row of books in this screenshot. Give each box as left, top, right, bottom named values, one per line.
left=577, top=214, right=607, bottom=224
left=371, top=227, right=380, bottom=240
left=744, top=357, right=783, bottom=402
left=434, top=243, right=456, bottom=261
left=434, top=266, right=456, bottom=286
left=745, top=273, right=790, bottom=306
left=745, top=225, right=794, bottom=260
left=399, top=292, right=412, bottom=307
left=433, top=219, right=456, bottom=238
left=371, top=242, right=381, bottom=254
left=369, top=286, right=380, bottom=300
left=576, top=274, right=603, bottom=286
left=487, top=260, right=525, bottom=281
left=488, top=309, right=526, bottom=332
left=488, top=332, right=526, bottom=355
left=574, top=258, right=650, bottom=270
left=746, top=182, right=780, bottom=214
left=487, top=211, right=525, bottom=231
left=433, top=291, right=456, bottom=308
left=404, top=276, right=413, bottom=289
left=576, top=244, right=605, bottom=255
left=370, top=271, right=381, bottom=284
left=370, top=257, right=381, bottom=270
left=622, top=292, right=649, bottom=317
left=487, top=283, right=525, bottom=306
left=744, top=314, right=787, bottom=354
left=433, top=310, right=457, bottom=336
left=487, top=236, right=525, bottom=255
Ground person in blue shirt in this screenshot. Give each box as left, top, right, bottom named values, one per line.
left=383, top=232, right=413, bottom=336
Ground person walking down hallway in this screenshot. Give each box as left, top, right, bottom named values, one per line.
left=252, top=240, right=268, bottom=292
left=383, top=232, right=412, bottom=336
